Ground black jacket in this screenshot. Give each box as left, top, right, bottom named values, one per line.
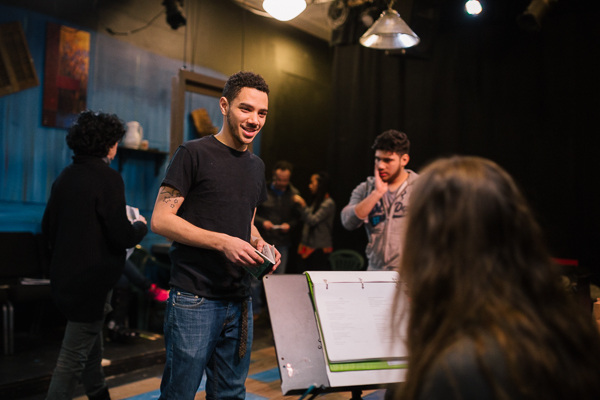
left=255, top=183, right=301, bottom=246
left=42, top=155, right=147, bottom=322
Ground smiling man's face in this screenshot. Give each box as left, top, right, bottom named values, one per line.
left=222, top=87, right=268, bottom=151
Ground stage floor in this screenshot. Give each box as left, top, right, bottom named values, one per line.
left=1, top=313, right=385, bottom=400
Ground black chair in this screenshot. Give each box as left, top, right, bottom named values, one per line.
left=0, top=232, right=52, bottom=354
left=328, top=249, right=365, bottom=271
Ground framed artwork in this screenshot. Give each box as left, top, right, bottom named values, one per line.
left=170, top=68, right=226, bottom=157
left=42, top=22, right=90, bottom=129
left=0, top=21, right=39, bottom=97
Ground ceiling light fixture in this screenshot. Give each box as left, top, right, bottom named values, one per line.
left=359, top=1, right=420, bottom=50
left=263, top=0, right=307, bottom=21
left=465, top=0, right=482, bottom=15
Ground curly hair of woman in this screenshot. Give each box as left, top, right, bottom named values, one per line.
left=66, top=110, right=126, bottom=157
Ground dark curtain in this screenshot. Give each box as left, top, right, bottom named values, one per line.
left=328, top=44, right=403, bottom=253
left=328, top=0, right=600, bottom=275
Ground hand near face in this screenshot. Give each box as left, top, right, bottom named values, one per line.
left=374, top=162, right=388, bottom=194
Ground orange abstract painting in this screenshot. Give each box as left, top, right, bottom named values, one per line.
left=42, top=23, right=90, bottom=129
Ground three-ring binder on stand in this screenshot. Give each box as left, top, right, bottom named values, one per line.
left=305, top=271, right=409, bottom=387
left=263, top=271, right=409, bottom=396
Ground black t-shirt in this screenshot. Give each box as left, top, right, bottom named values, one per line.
left=161, top=135, right=267, bottom=299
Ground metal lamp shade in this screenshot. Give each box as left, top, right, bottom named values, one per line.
left=359, top=8, right=420, bottom=50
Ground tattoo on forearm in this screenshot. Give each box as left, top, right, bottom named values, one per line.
left=160, top=187, right=182, bottom=208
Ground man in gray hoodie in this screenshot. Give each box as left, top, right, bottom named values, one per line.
left=341, top=130, right=418, bottom=271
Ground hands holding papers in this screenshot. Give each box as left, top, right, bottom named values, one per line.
left=126, top=205, right=146, bottom=224
left=125, top=205, right=146, bottom=259
left=245, top=243, right=280, bottom=279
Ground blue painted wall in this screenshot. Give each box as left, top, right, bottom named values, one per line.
left=0, top=4, right=232, bottom=248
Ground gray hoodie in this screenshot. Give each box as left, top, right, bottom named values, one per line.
left=340, top=170, right=419, bottom=271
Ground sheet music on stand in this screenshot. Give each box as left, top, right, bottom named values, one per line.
left=304, top=271, right=409, bottom=387
left=263, top=273, right=409, bottom=396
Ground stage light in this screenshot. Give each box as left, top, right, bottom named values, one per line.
left=360, top=6, right=382, bottom=28
left=163, top=0, right=186, bottom=30
left=263, top=0, right=307, bottom=22
left=465, top=0, right=482, bottom=15
left=517, top=0, right=558, bottom=31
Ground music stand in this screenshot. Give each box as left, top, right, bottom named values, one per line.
left=263, top=274, right=398, bottom=396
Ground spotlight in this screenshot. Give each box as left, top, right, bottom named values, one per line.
left=517, top=0, right=557, bottom=31
left=465, top=0, right=482, bottom=15
left=163, top=0, right=186, bottom=30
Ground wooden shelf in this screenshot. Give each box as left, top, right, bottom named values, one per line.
left=117, top=147, right=169, bottom=176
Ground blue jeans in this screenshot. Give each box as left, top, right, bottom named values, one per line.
left=159, top=288, right=253, bottom=400
left=45, top=318, right=108, bottom=400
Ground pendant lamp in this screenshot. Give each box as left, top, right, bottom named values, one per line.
left=359, top=2, right=420, bottom=50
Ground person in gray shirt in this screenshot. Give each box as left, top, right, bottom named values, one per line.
left=340, top=130, right=418, bottom=271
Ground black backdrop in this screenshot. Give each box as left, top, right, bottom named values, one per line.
left=325, top=0, right=600, bottom=277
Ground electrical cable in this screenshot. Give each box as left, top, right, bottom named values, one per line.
left=105, top=9, right=164, bottom=36
left=241, top=7, right=246, bottom=70
left=191, top=0, right=199, bottom=72
left=183, top=0, right=188, bottom=69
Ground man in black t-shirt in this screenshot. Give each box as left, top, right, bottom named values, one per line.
left=151, top=71, right=280, bottom=400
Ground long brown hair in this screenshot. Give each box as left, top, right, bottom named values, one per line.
left=311, top=171, right=330, bottom=213
left=396, top=156, right=600, bottom=400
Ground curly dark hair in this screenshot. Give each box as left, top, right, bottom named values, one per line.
left=222, top=71, right=270, bottom=104
left=66, top=110, right=126, bottom=157
left=372, top=130, right=410, bottom=155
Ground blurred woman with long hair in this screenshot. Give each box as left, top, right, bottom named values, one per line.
left=295, top=171, right=336, bottom=271
left=395, top=156, right=600, bottom=400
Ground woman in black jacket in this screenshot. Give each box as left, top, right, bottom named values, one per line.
left=42, top=111, right=147, bottom=400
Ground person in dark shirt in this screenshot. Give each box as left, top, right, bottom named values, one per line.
left=43, top=111, right=148, bottom=400
left=255, top=160, right=302, bottom=274
left=151, top=71, right=280, bottom=400
left=395, top=156, right=600, bottom=400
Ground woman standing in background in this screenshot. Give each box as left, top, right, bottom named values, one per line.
left=294, top=172, right=335, bottom=271
left=395, top=156, right=600, bottom=400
